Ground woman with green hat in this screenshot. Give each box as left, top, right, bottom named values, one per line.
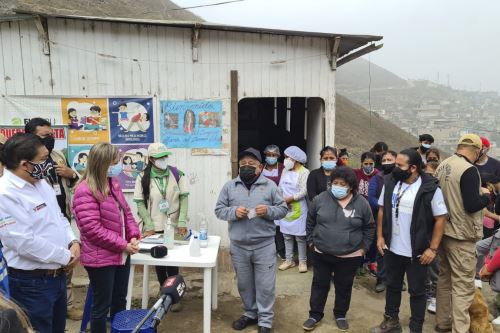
left=133, top=142, right=189, bottom=310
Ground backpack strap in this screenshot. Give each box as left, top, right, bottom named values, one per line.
left=168, top=166, right=181, bottom=184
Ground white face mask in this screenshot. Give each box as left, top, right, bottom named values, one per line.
left=154, top=157, right=169, bottom=170
left=284, top=158, right=295, bottom=171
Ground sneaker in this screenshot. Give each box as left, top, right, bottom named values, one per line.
left=427, top=297, right=436, bottom=314
left=232, top=315, right=258, bottom=330
left=171, top=302, right=183, bottom=312
left=492, top=315, right=500, bottom=326
left=368, top=263, right=378, bottom=276
left=369, top=314, right=402, bottom=333
left=258, top=326, right=271, bottom=333
left=67, top=307, right=83, bottom=321
left=302, top=318, right=318, bottom=331
left=279, top=260, right=296, bottom=271
left=475, top=279, right=483, bottom=289
left=298, top=261, right=308, bottom=273
left=375, top=280, right=386, bottom=293
left=336, top=318, right=349, bottom=331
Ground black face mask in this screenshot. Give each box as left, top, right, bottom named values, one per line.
left=239, top=166, right=257, bottom=183
left=392, top=167, right=412, bottom=182
left=375, top=154, right=382, bottom=166
left=381, top=163, right=396, bottom=175
left=40, top=136, right=55, bottom=153
left=420, top=145, right=430, bottom=153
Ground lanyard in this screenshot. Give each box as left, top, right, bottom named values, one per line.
left=153, top=176, right=167, bottom=199
left=394, top=178, right=418, bottom=220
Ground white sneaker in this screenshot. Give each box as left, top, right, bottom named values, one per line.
left=427, top=297, right=436, bottom=314
left=475, top=279, right=483, bottom=289
left=492, top=315, right=500, bottom=325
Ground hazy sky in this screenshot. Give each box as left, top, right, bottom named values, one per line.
left=175, top=0, right=500, bottom=93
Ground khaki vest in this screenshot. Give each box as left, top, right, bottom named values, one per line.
left=436, top=154, right=483, bottom=241
left=48, top=150, right=76, bottom=218
left=146, top=173, right=181, bottom=231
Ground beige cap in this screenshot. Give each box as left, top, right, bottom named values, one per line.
left=148, top=142, right=171, bottom=158
left=458, top=133, right=482, bottom=150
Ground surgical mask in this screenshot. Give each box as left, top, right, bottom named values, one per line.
left=322, top=160, right=337, bottom=171
left=331, top=185, right=349, bottom=199
left=392, top=167, right=412, bottom=182
left=154, top=157, right=169, bottom=170
left=421, top=143, right=431, bottom=153
left=381, top=163, right=396, bottom=175
left=40, top=136, right=55, bottom=153
left=363, top=165, right=374, bottom=175
left=107, top=162, right=123, bottom=177
left=239, top=166, right=257, bottom=183
left=265, top=157, right=278, bottom=166
left=27, top=159, right=53, bottom=180
left=284, top=158, right=295, bottom=171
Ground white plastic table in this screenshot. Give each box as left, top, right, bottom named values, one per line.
left=126, top=236, right=221, bottom=333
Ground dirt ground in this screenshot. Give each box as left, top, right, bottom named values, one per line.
left=67, top=262, right=500, bottom=333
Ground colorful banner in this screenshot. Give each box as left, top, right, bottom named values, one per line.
left=108, top=98, right=154, bottom=144
left=68, top=145, right=93, bottom=177
left=0, top=96, right=62, bottom=125
left=159, top=100, right=222, bottom=148
left=0, top=125, right=69, bottom=152
left=61, top=98, right=110, bottom=145
left=116, top=144, right=149, bottom=191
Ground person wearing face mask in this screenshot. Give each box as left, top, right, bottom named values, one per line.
left=307, top=146, right=339, bottom=201
left=371, top=142, right=389, bottom=171
left=338, top=148, right=350, bottom=167
left=302, top=167, right=374, bottom=331
left=475, top=136, right=500, bottom=178
left=353, top=152, right=379, bottom=200
left=73, top=143, right=140, bottom=333
left=0, top=133, right=80, bottom=333
left=133, top=142, right=188, bottom=311
left=434, top=134, right=491, bottom=333
left=367, top=150, right=397, bottom=291
left=370, top=149, right=448, bottom=333
left=414, top=134, right=434, bottom=164
left=24, top=118, right=83, bottom=320
left=277, top=146, right=310, bottom=273
left=215, top=147, right=287, bottom=333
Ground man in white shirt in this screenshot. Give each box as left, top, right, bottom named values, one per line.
left=0, top=133, right=80, bottom=333
left=370, top=149, right=447, bottom=333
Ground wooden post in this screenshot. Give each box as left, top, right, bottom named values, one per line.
left=230, top=70, right=239, bottom=178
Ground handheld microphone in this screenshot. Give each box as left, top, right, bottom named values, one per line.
left=150, top=245, right=168, bottom=258
left=151, top=275, right=186, bottom=327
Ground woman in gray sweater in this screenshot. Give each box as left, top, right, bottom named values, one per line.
left=302, top=167, right=375, bottom=332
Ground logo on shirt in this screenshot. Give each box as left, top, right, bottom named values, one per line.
left=33, top=203, right=47, bottom=212
left=0, top=215, right=16, bottom=228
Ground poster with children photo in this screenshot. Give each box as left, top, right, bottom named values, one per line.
left=68, top=145, right=92, bottom=176
left=116, top=144, right=149, bottom=191
left=109, top=98, right=154, bottom=144
left=61, top=98, right=110, bottom=145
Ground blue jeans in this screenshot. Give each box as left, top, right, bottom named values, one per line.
left=9, top=271, right=67, bottom=333
left=85, top=257, right=130, bottom=333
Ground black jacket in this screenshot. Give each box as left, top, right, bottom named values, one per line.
left=381, top=172, right=440, bottom=258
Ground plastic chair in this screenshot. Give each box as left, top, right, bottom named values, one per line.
left=80, top=285, right=93, bottom=333
left=111, top=309, right=155, bottom=333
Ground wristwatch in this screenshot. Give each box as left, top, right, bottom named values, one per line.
left=72, top=172, right=78, bottom=179
left=68, top=240, right=80, bottom=248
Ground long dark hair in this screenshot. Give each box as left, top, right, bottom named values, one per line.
left=141, top=161, right=153, bottom=208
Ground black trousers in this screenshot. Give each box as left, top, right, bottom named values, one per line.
left=384, top=251, right=427, bottom=333
left=155, top=266, right=179, bottom=285
left=275, top=226, right=286, bottom=259
left=309, top=251, right=363, bottom=321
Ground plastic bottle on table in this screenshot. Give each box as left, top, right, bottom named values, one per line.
left=163, top=217, right=174, bottom=250
left=190, top=236, right=201, bottom=257
left=199, top=216, right=208, bottom=248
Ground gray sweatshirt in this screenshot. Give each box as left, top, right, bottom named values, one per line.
left=215, top=175, right=288, bottom=250
left=306, top=191, right=375, bottom=256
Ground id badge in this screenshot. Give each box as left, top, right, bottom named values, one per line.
left=393, top=222, right=400, bottom=236
left=159, top=199, right=169, bottom=214
left=53, top=184, right=62, bottom=196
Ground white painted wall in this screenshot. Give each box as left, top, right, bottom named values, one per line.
left=0, top=18, right=336, bottom=246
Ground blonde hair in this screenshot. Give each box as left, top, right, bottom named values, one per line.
left=80, top=143, right=119, bottom=200
left=0, top=293, right=35, bottom=333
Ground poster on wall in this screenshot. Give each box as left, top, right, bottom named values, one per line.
left=68, top=145, right=92, bottom=176
left=108, top=98, right=154, bottom=144
left=0, top=125, right=69, bottom=152
left=61, top=98, right=110, bottom=145
left=0, top=96, right=62, bottom=125
left=159, top=100, right=222, bottom=148
left=116, top=144, right=149, bottom=191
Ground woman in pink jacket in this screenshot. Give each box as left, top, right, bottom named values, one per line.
left=73, top=143, right=140, bottom=333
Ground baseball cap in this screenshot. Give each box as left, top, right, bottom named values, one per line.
left=480, top=136, right=491, bottom=148
left=147, top=142, right=171, bottom=158
left=458, top=133, right=482, bottom=150
left=238, top=147, right=262, bottom=163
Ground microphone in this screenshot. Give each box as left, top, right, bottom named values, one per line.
left=151, top=275, right=186, bottom=327
left=150, top=245, right=168, bottom=258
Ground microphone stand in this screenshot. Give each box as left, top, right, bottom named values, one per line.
left=131, top=295, right=167, bottom=333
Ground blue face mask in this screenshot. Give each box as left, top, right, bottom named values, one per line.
left=422, top=143, right=432, bottom=149
left=363, top=165, right=374, bottom=175
left=322, top=160, right=337, bottom=170
left=107, top=162, right=123, bottom=178
left=331, top=185, right=349, bottom=199
left=265, top=157, right=278, bottom=165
